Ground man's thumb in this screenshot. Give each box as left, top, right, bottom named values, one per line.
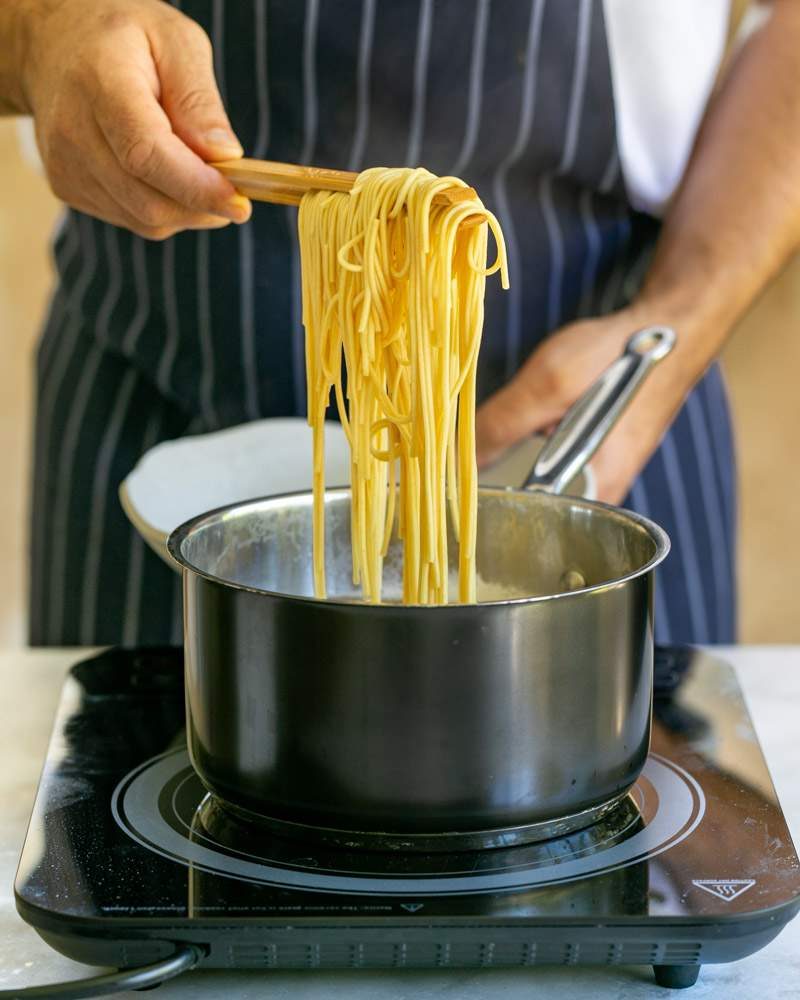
left=157, top=25, right=243, bottom=162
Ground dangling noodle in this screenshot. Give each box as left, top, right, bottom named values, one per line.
left=298, top=167, right=508, bottom=604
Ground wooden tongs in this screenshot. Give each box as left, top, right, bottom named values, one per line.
left=212, top=158, right=479, bottom=210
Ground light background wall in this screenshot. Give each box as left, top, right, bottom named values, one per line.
left=1, top=113, right=799, bottom=647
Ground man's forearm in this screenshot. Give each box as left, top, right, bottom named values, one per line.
left=635, top=0, right=800, bottom=384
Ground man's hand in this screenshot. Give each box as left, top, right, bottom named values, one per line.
left=17, top=0, right=250, bottom=238
left=475, top=306, right=693, bottom=505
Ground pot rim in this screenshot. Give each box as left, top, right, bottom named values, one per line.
left=166, top=485, right=671, bottom=609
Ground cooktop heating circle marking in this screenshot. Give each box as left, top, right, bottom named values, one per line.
left=173, top=777, right=647, bottom=877
left=112, top=751, right=705, bottom=896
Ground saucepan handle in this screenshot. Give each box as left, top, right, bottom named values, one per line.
left=522, top=326, right=676, bottom=495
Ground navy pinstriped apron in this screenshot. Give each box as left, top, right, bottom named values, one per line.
left=29, top=0, right=736, bottom=646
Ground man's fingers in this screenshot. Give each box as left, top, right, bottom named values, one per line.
left=475, top=386, right=537, bottom=467
left=475, top=375, right=564, bottom=468
left=54, top=164, right=231, bottom=240
left=87, top=119, right=238, bottom=232
left=93, top=67, right=250, bottom=221
left=152, top=16, right=244, bottom=162
left=475, top=332, right=599, bottom=468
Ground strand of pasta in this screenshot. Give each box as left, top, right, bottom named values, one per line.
left=298, top=167, right=508, bottom=604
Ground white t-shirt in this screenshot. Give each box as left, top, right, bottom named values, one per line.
left=603, top=0, right=731, bottom=216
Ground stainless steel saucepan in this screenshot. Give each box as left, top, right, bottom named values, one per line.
left=169, top=327, right=674, bottom=850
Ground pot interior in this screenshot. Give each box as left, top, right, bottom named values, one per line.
left=172, top=489, right=667, bottom=604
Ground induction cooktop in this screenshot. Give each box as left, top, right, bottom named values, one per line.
left=13, top=646, right=800, bottom=992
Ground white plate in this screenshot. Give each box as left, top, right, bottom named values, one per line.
left=119, top=417, right=595, bottom=568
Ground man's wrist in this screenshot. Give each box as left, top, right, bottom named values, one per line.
left=626, top=276, right=735, bottom=381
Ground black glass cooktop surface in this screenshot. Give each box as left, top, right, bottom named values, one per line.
left=14, top=647, right=800, bottom=989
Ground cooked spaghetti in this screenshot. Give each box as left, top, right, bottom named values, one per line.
left=299, top=167, right=508, bottom=604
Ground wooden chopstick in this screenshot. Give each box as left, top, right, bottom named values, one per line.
left=212, top=158, right=479, bottom=209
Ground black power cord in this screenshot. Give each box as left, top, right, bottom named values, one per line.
left=0, top=944, right=203, bottom=999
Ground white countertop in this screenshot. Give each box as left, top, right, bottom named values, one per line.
left=0, top=645, right=798, bottom=999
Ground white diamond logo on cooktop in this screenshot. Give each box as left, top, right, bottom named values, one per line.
left=692, top=879, right=756, bottom=902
